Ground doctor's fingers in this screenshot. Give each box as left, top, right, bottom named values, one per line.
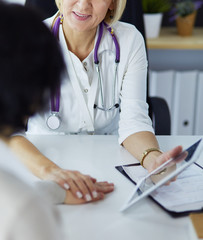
left=156, top=145, right=183, bottom=167
left=63, top=173, right=99, bottom=201
left=55, top=176, right=94, bottom=201
left=64, top=190, right=105, bottom=205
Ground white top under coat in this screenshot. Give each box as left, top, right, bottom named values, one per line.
left=27, top=14, right=154, bottom=144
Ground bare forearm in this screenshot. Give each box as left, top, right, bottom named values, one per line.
left=7, top=136, right=59, bottom=179
left=123, top=131, right=162, bottom=170
left=8, top=136, right=115, bottom=201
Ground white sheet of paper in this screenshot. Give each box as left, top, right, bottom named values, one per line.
left=123, top=164, right=203, bottom=212
left=122, top=165, right=148, bottom=183
left=151, top=164, right=203, bottom=212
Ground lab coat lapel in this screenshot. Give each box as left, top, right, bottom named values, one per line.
left=59, top=26, right=94, bottom=132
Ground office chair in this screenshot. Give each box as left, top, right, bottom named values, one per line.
left=121, top=0, right=171, bottom=135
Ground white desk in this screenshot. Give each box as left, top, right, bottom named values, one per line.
left=27, top=135, right=203, bottom=240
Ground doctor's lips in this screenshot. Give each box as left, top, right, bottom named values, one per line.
left=73, top=11, right=91, bottom=20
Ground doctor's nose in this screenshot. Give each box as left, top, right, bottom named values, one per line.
left=76, top=0, right=92, bottom=9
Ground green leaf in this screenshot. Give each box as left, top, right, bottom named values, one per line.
left=142, top=0, right=171, bottom=13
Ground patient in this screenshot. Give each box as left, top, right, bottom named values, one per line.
left=0, top=2, right=113, bottom=239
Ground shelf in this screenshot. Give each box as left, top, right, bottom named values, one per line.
left=146, top=27, right=203, bottom=50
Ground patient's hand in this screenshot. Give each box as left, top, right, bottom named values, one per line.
left=64, top=181, right=114, bottom=204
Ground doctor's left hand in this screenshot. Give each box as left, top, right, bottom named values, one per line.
left=45, top=167, right=114, bottom=202
left=64, top=181, right=115, bottom=204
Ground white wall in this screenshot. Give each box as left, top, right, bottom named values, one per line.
left=149, top=70, right=203, bottom=135
left=148, top=49, right=203, bottom=135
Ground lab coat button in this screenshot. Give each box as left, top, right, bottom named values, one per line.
left=84, top=89, right=88, bottom=93
left=83, top=62, right=87, bottom=71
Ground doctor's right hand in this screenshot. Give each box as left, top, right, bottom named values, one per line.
left=44, top=167, right=114, bottom=202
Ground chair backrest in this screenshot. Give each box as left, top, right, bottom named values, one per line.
left=121, top=0, right=171, bottom=135
left=148, top=97, right=171, bottom=135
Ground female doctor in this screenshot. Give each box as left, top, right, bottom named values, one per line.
left=9, top=0, right=182, bottom=203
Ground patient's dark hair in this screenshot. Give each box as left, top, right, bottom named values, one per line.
left=0, top=2, right=65, bottom=134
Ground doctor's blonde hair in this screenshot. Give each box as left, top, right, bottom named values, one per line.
left=55, top=0, right=127, bottom=25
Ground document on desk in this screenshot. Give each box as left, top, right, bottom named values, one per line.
left=117, top=139, right=203, bottom=215
left=123, top=164, right=203, bottom=213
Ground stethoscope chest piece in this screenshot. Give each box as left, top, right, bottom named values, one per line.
left=47, top=112, right=61, bottom=130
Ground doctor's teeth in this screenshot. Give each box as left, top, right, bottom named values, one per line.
left=76, top=13, right=87, bottom=17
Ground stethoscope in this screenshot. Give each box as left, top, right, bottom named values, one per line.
left=47, top=15, right=120, bottom=130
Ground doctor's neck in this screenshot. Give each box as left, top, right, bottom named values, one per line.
left=62, top=21, right=97, bottom=62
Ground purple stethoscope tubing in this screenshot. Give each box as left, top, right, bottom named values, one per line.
left=51, top=88, right=60, bottom=112
left=94, top=21, right=120, bottom=64
left=51, top=15, right=62, bottom=113
left=50, top=15, right=120, bottom=116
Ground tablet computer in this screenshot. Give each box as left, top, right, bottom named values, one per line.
left=120, top=139, right=203, bottom=212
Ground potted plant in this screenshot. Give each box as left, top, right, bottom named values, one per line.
left=170, top=0, right=203, bottom=36
left=142, top=0, right=171, bottom=38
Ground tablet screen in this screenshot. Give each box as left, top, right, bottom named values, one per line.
left=121, top=139, right=203, bottom=212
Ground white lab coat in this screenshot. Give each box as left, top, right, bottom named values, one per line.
left=27, top=14, right=154, bottom=144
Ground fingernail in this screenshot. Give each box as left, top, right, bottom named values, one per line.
left=64, top=183, right=70, bottom=190
left=92, top=191, right=98, bottom=198
left=76, top=191, right=83, bottom=199
left=85, top=194, right=92, bottom=201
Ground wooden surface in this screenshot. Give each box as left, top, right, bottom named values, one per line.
left=190, top=213, right=203, bottom=239
left=147, top=27, right=203, bottom=50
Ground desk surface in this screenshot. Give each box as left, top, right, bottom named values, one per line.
left=147, top=27, right=203, bottom=49
left=27, top=135, right=203, bottom=240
